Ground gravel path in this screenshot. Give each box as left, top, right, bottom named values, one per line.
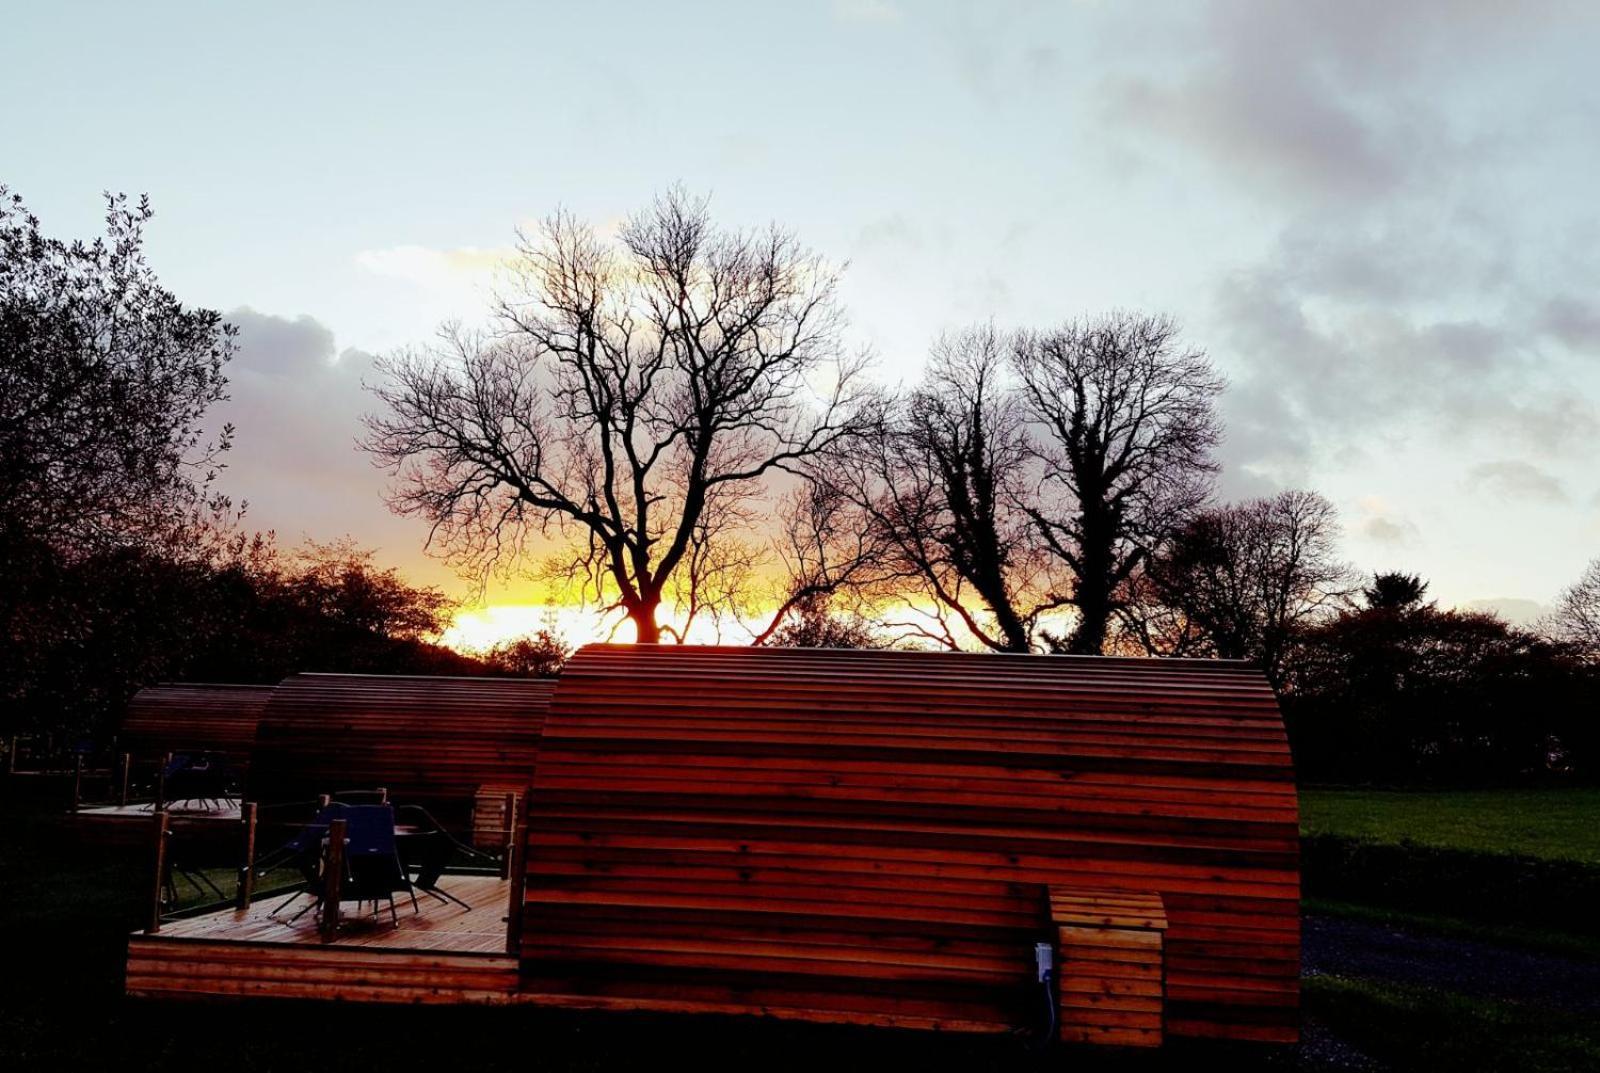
left=1302, top=912, right=1600, bottom=1015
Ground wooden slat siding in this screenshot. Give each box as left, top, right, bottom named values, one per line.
left=249, top=674, right=554, bottom=821
left=126, top=874, right=519, bottom=1004
left=121, top=683, right=274, bottom=771
left=1052, top=889, right=1168, bottom=1047
left=126, top=941, right=519, bottom=1004
left=520, top=645, right=1299, bottom=1043
left=473, top=787, right=521, bottom=850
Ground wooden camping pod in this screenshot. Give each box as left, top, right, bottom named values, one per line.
left=249, top=673, right=555, bottom=824
left=520, top=644, right=1299, bottom=1044
left=121, top=683, right=274, bottom=770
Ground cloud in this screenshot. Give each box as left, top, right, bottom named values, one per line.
left=227, top=312, right=335, bottom=379
left=833, top=0, right=902, bottom=25
left=1464, top=597, right=1550, bottom=626
left=1542, top=296, right=1600, bottom=351
left=1083, top=2, right=1600, bottom=484
left=1099, top=3, right=1574, bottom=205
left=215, top=309, right=443, bottom=581
left=1361, top=516, right=1419, bottom=547
left=1352, top=496, right=1420, bottom=547
left=1464, top=460, right=1568, bottom=504
left=354, top=245, right=513, bottom=320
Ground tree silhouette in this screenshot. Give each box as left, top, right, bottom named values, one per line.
left=1131, top=490, right=1352, bottom=686
left=1012, top=313, right=1223, bottom=654
left=1547, top=558, right=1600, bottom=659
left=1362, top=571, right=1429, bottom=611
left=0, top=186, right=235, bottom=555
left=823, top=326, right=1058, bottom=652
left=366, top=189, right=877, bottom=643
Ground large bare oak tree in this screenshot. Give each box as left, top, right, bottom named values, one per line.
left=824, top=326, right=1060, bottom=652
left=365, top=190, right=875, bottom=643
left=1013, top=312, right=1223, bottom=654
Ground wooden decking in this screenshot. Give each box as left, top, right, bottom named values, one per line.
left=127, top=875, right=519, bottom=1004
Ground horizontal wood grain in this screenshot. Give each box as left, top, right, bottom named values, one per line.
left=519, top=645, right=1300, bottom=1044
left=121, top=683, right=274, bottom=769
left=126, top=875, right=520, bottom=1004
left=248, top=673, right=553, bottom=822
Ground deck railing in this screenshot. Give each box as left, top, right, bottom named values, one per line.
left=141, top=793, right=521, bottom=953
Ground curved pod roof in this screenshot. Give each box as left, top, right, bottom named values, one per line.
left=249, top=673, right=555, bottom=811
left=521, top=644, right=1298, bottom=1043
left=122, top=683, right=275, bottom=768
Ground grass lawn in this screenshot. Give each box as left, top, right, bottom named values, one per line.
left=1299, top=786, right=1600, bottom=864
left=1304, top=975, right=1600, bottom=1073
left=7, top=774, right=1598, bottom=1072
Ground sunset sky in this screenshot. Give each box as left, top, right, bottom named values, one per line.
left=6, top=2, right=1599, bottom=646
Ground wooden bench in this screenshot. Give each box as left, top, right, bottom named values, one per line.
left=1051, top=888, right=1169, bottom=1048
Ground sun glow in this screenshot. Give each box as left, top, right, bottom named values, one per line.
left=440, top=602, right=762, bottom=653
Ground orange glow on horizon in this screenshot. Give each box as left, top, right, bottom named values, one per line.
left=440, top=602, right=759, bottom=653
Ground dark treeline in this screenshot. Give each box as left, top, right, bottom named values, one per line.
left=3, top=533, right=481, bottom=743
left=5, top=185, right=1598, bottom=785
left=0, top=188, right=492, bottom=746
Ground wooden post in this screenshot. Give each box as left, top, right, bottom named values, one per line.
left=500, top=791, right=517, bottom=880
left=320, top=817, right=346, bottom=942
left=504, top=794, right=528, bottom=955
left=118, top=752, right=131, bottom=808
left=71, top=754, right=84, bottom=812
left=236, top=802, right=259, bottom=910
left=147, top=810, right=171, bottom=934
left=155, top=752, right=172, bottom=811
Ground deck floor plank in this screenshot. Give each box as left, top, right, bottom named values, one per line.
left=128, top=876, right=518, bottom=1005
left=146, top=874, right=511, bottom=954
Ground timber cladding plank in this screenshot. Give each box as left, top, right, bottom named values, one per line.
left=127, top=937, right=519, bottom=1005
left=520, top=645, right=1300, bottom=1044
left=122, top=683, right=275, bottom=770
left=248, top=673, right=553, bottom=820
left=1052, top=887, right=1169, bottom=1047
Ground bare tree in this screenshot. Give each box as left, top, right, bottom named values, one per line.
left=665, top=488, right=765, bottom=642
left=1012, top=312, right=1223, bottom=654
left=825, top=326, right=1059, bottom=652
left=366, top=190, right=876, bottom=643
left=763, top=594, right=886, bottom=649
left=1546, top=558, right=1600, bottom=659
left=749, top=481, right=901, bottom=646
left=1132, top=490, right=1353, bottom=686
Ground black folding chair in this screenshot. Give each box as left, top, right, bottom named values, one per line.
left=259, top=802, right=343, bottom=918
left=168, top=751, right=237, bottom=810
left=332, top=789, right=388, bottom=805
left=339, top=804, right=419, bottom=925
left=397, top=804, right=498, bottom=910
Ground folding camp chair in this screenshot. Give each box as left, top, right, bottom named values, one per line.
left=162, top=751, right=238, bottom=811
left=337, top=804, right=419, bottom=925
left=259, top=802, right=344, bottom=918
left=397, top=805, right=470, bottom=909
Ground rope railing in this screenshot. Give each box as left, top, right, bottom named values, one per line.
left=141, top=790, right=522, bottom=939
